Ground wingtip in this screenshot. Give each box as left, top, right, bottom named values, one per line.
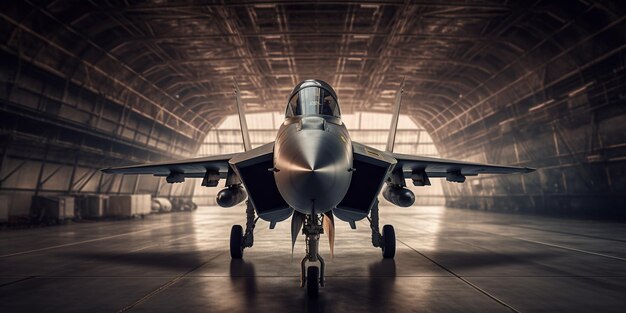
left=524, top=167, right=536, bottom=173
left=100, top=168, right=113, bottom=174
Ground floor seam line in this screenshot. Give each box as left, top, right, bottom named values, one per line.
left=117, top=227, right=270, bottom=312
left=467, top=228, right=626, bottom=262
left=116, top=251, right=226, bottom=313
left=0, top=276, right=37, bottom=288
left=0, top=221, right=195, bottom=258
left=398, top=239, right=522, bottom=313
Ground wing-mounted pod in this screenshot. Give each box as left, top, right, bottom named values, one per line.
left=216, top=185, right=247, bottom=207
left=380, top=168, right=430, bottom=207
left=382, top=185, right=415, bottom=207
left=201, top=170, right=221, bottom=187
left=166, top=171, right=185, bottom=183
left=215, top=168, right=247, bottom=207
left=334, top=142, right=396, bottom=223
left=229, top=142, right=293, bottom=222
left=411, top=169, right=431, bottom=186
left=381, top=164, right=416, bottom=207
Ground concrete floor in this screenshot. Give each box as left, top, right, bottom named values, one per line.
left=1, top=205, right=626, bottom=313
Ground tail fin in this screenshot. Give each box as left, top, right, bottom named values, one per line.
left=234, top=79, right=252, bottom=151
left=385, top=78, right=405, bottom=152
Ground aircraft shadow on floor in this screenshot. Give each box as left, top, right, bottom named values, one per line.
left=229, top=259, right=257, bottom=295
left=330, top=249, right=556, bottom=270
left=61, top=247, right=555, bottom=276
left=60, top=248, right=557, bottom=313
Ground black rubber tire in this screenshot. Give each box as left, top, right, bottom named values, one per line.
left=230, top=225, right=244, bottom=259
left=382, top=224, right=396, bottom=259
left=307, top=266, right=320, bottom=297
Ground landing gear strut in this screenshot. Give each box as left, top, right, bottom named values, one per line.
left=230, top=200, right=258, bottom=259
left=300, top=214, right=325, bottom=296
left=367, top=198, right=396, bottom=259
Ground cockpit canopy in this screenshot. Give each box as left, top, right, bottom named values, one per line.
left=285, top=79, right=341, bottom=118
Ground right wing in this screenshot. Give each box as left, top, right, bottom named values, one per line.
left=353, top=142, right=534, bottom=185
left=379, top=79, right=533, bottom=179
left=390, top=151, right=535, bottom=185
left=391, top=152, right=535, bottom=176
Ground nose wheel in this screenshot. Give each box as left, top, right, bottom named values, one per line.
left=306, top=266, right=320, bottom=296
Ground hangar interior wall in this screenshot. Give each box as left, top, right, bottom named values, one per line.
left=435, top=47, right=626, bottom=217
left=0, top=51, right=198, bottom=216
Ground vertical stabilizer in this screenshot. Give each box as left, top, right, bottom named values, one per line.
left=234, top=79, right=252, bottom=151
left=385, top=78, right=405, bottom=152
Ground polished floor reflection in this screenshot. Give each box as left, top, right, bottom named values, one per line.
left=1, top=205, right=626, bottom=312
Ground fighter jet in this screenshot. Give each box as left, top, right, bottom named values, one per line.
left=102, top=79, right=534, bottom=296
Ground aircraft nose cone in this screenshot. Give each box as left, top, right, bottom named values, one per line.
left=287, top=136, right=334, bottom=172
left=274, top=129, right=352, bottom=214
left=286, top=139, right=336, bottom=192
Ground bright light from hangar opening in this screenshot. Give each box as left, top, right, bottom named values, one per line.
left=193, top=112, right=444, bottom=206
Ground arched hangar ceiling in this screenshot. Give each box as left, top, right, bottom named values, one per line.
left=2, top=0, right=624, bottom=145
left=1, top=1, right=626, bottom=216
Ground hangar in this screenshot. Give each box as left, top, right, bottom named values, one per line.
left=1, top=1, right=625, bottom=312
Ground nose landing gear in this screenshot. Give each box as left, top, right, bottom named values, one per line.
left=300, top=214, right=325, bottom=296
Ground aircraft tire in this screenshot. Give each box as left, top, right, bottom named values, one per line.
left=307, top=266, right=319, bottom=297
left=230, top=225, right=244, bottom=259
left=382, top=224, right=396, bottom=259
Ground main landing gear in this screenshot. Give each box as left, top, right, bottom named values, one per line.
left=367, top=199, right=396, bottom=259
left=229, top=199, right=395, bottom=297
left=230, top=201, right=257, bottom=259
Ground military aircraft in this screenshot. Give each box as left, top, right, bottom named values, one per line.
left=102, top=79, right=534, bottom=296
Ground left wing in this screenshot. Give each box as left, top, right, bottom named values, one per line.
left=390, top=152, right=535, bottom=184
left=100, top=153, right=238, bottom=184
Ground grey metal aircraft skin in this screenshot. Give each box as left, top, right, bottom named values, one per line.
left=102, top=79, right=534, bottom=296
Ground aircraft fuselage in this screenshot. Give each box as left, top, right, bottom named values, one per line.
left=273, top=115, right=353, bottom=215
